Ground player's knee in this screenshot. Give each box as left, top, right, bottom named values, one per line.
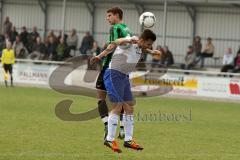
left=127, top=100, right=136, bottom=106
left=124, top=104, right=134, bottom=114
left=98, top=100, right=109, bottom=118
left=111, top=104, right=123, bottom=115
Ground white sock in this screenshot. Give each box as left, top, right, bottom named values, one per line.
left=106, top=114, right=119, bottom=141
left=123, top=114, right=134, bottom=141
left=120, top=120, right=124, bottom=127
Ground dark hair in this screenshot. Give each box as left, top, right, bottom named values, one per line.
left=207, top=37, right=212, bottom=41
left=107, top=7, right=123, bottom=20
left=140, top=29, right=156, bottom=42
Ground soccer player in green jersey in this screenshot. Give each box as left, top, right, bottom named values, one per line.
left=96, top=7, right=131, bottom=140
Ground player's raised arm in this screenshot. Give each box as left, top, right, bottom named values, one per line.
left=90, top=36, right=138, bottom=64
left=112, top=36, right=138, bottom=45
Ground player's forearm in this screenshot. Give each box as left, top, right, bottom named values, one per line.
left=97, top=43, right=117, bottom=59
left=112, top=38, right=132, bottom=45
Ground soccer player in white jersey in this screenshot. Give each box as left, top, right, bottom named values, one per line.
left=91, top=29, right=161, bottom=153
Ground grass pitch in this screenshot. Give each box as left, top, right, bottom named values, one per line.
left=0, top=85, right=240, bottom=160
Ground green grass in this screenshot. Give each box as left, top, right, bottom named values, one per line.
left=0, top=85, right=240, bottom=160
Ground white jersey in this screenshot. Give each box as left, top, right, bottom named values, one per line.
left=109, top=43, right=142, bottom=75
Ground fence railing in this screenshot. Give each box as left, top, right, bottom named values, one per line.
left=15, top=58, right=240, bottom=78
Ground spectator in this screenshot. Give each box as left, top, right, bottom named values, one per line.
left=40, top=39, right=50, bottom=60
left=200, top=37, right=214, bottom=68
left=3, top=16, right=12, bottom=37
left=221, top=48, right=234, bottom=72
left=46, top=36, right=58, bottom=61
left=9, top=26, right=19, bottom=43
left=162, top=45, right=174, bottom=66
left=193, top=36, right=202, bottom=63
left=57, top=30, right=68, bottom=44
left=27, top=26, right=40, bottom=53
left=28, top=36, right=46, bottom=60
left=46, top=30, right=57, bottom=43
left=0, top=34, right=6, bottom=56
left=79, top=31, right=94, bottom=55
left=151, top=45, right=163, bottom=69
left=90, top=41, right=101, bottom=56
left=19, top=26, right=29, bottom=48
left=87, top=41, right=101, bottom=70
left=12, top=35, right=28, bottom=58
left=66, top=28, right=78, bottom=56
left=4, top=33, right=11, bottom=42
left=181, top=45, right=196, bottom=70
left=56, top=37, right=67, bottom=61
left=30, top=26, right=40, bottom=42
left=233, top=51, right=240, bottom=73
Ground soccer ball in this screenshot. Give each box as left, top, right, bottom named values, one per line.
left=139, top=12, right=156, bottom=28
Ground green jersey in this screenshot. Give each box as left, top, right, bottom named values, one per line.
left=102, top=23, right=132, bottom=67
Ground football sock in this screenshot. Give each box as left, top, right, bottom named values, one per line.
left=98, top=100, right=109, bottom=125
left=106, top=114, right=119, bottom=142
left=123, top=114, right=134, bottom=141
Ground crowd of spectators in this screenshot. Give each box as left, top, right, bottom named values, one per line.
left=0, top=16, right=240, bottom=74
left=178, top=35, right=240, bottom=73
left=0, top=17, right=99, bottom=62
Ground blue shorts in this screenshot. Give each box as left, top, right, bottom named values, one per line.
left=104, top=69, right=133, bottom=103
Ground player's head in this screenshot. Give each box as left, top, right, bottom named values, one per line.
left=138, top=29, right=156, bottom=52
left=106, top=7, right=123, bottom=25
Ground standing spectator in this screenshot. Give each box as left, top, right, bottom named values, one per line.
left=233, top=51, right=240, bottom=73
left=0, top=34, right=6, bottom=56
left=3, top=16, right=12, bottom=37
left=1, top=41, right=15, bottom=87
left=200, top=37, right=214, bottom=68
left=9, top=26, right=19, bottom=43
left=4, top=33, right=11, bottom=42
left=162, top=45, right=174, bottom=66
left=66, top=28, right=78, bottom=56
left=79, top=31, right=94, bottom=55
left=13, top=35, right=28, bottom=58
left=19, top=26, right=29, bottom=49
left=181, top=45, right=196, bottom=70
left=221, top=48, right=234, bottom=72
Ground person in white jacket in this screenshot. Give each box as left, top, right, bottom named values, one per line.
left=221, top=47, right=234, bottom=72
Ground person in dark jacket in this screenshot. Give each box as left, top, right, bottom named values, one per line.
left=79, top=31, right=94, bottom=55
